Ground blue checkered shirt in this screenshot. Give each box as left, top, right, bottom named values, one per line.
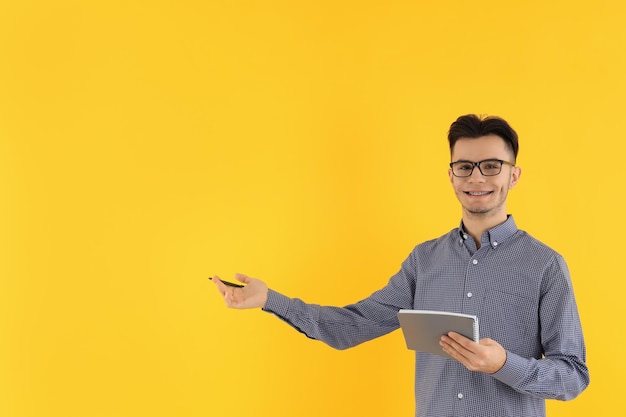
left=263, top=216, right=589, bottom=417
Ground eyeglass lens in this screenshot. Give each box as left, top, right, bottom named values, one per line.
left=452, top=160, right=503, bottom=177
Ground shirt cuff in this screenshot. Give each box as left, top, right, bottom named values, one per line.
left=491, top=350, right=529, bottom=387
left=262, top=289, right=291, bottom=318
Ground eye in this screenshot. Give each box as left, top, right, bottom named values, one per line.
left=457, top=163, right=473, bottom=171
left=482, top=161, right=500, bottom=170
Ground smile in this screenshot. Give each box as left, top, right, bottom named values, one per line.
left=465, top=191, right=492, bottom=196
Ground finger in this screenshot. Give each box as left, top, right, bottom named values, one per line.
left=478, top=338, right=496, bottom=347
left=211, top=276, right=227, bottom=292
left=447, top=332, right=476, bottom=350
left=442, top=334, right=473, bottom=358
left=223, top=290, right=233, bottom=307
left=439, top=337, right=453, bottom=354
left=234, top=273, right=251, bottom=284
left=212, top=276, right=236, bottom=304
left=441, top=333, right=462, bottom=348
left=447, top=331, right=468, bottom=343
left=440, top=336, right=456, bottom=353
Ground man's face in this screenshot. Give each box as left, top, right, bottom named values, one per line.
left=448, top=135, right=521, bottom=219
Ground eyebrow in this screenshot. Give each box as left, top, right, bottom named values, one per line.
left=450, top=158, right=502, bottom=163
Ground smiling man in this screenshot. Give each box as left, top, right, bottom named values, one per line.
left=211, top=114, right=590, bottom=417
left=448, top=121, right=521, bottom=247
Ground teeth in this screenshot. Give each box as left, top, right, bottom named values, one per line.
left=468, top=191, right=490, bottom=195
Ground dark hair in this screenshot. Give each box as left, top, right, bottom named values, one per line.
left=448, top=114, right=519, bottom=161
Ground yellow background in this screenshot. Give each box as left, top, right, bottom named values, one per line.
left=0, top=1, right=623, bottom=416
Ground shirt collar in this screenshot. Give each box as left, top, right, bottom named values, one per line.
left=458, top=215, right=518, bottom=249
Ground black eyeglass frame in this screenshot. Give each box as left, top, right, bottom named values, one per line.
left=449, top=159, right=516, bottom=177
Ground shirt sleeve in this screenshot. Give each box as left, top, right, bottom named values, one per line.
left=262, top=251, right=418, bottom=350
left=491, top=255, right=590, bottom=401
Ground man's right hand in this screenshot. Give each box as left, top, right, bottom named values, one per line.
left=210, top=273, right=269, bottom=309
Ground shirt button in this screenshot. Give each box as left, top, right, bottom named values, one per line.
left=472, top=259, right=478, bottom=265
left=457, top=393, right=464, bottom=399
left=492, top=241, right=498, bottom=247
left=463, top=234, right=468, bottom=240
left=467, top=292, right=473, bottom=298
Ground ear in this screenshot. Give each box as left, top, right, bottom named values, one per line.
left=509, top=166, right=522, bottom=189
left=448, top=168, right=454, bottom=184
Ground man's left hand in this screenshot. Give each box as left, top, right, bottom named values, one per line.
left=440, top=332, right=507, bottom=374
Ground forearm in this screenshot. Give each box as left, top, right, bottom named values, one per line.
left=492, top=351, right=590, bottom=401
left=263, top=289, right=401, bottom=350
left=491, top=253, right=590, bottom=401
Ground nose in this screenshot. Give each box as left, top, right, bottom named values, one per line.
left=467, top=165, right=486, bottom=182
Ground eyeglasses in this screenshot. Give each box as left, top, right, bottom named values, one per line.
left=449, top=159, right=516, bottom=177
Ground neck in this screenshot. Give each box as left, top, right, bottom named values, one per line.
left=462, top=211, right=508, bottom=248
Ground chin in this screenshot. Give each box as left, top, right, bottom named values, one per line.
left=466, top=208, right=492, bottom=215
left=465, top=202, right=506, bottom=217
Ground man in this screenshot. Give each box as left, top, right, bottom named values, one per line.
left=211, top=114, right=590, bottom=417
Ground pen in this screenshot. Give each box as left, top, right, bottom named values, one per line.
left=208, top=277, right=245, bottom=288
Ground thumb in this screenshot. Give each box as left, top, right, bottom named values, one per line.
left=234, top=273, right=251, bottom=284
left=479, top=338, right=500, bottom=347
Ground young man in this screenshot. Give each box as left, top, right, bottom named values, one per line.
left=211, top=114, right=590, bottom=417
